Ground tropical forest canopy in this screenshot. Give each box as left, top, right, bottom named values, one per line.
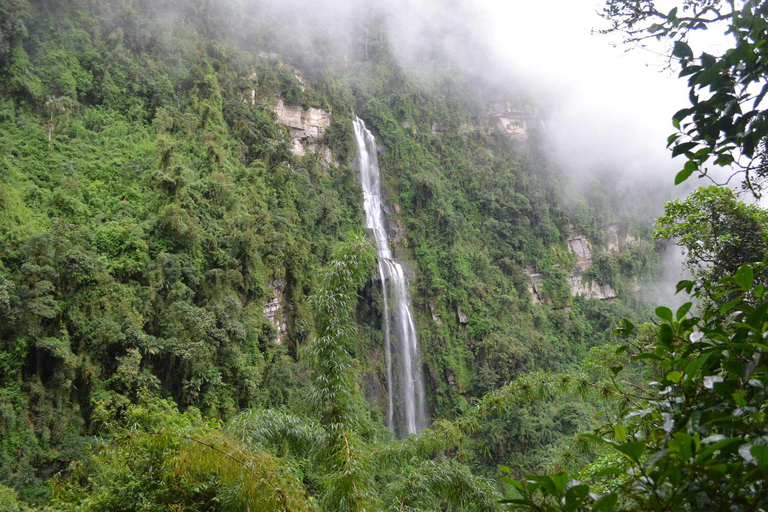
left=0, top=0, right=767, bottom=510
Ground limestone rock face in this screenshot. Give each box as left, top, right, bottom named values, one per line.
left=524, top=229, right=619, bottom=306
left=263, top=278, right=287, bottom=345
left=568, top=269, right=617, bottom=300
left=524, top=269, right=545, bottom=305
left=606, top=223, right=638, bottom=252
left=497, top=116, right=529, bottom=141
left=457, top=306, right=468, bottom=324
left=606, top=223, right=621, bottom=253
left=275, top=99, right=331, bottom=139
left=486, top=101, right=540, bottom=142
left=567, top=234, right=593, bottom=269
left=429, top=301, right=444, bottom=325
left=274, top=99, right=335, bottom=165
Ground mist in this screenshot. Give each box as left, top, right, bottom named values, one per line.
left=242, top=0, right=705, bottom=299
left=246, top=0, right=693, bottom=186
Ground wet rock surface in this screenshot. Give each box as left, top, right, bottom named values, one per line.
left=263, top=278, right=287, bottom=344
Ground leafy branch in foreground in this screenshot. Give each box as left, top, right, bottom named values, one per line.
left=601, top=0, right=768, bottom=196
left=654, top=186, right=768, bottom=302
left=500, top=264, right=768, bottom=511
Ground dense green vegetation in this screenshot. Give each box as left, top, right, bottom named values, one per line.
left=0, top=0, right=723, bottom=509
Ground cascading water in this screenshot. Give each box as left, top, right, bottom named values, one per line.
left=353, top=117, right=426, bottom=437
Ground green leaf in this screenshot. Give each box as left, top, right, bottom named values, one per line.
left=675, top=167, right=694, bottom=185
left=525, top=474, right=557, bottom=495
left=501, top=476, right=526, bottom=493
left=720, top=299, right=741, bottom=314
left=656, top=306, right=674, bottom=322
left=615, top=441, right=646, bottom=462
left=676, top=302, right=693, bottom=320
left=552, top=472, right=568, bottom=492
left=658, top=323, right=675, bottom=345
left=676, top=280, right=695, bottom=294
left=735, top=264, right=754, bottom=291
left=670, top=433, right=694, bottom=460
left=614, top=424, right=627, bottom=443
left=751, top=445, right=768, bottom=467
left=696, top=437, right=741, bottom=461
left=593, top=492, right=618, bottom=512
left=565, top=484, right=590, bottom=509
left=580, top=433, right=609, bottom=445
left=666, top=370, right=682, bottom=383
left=672, top=108, right=692, bottom=122
left=674, top=160, right=698, bottom=184
left=672, top=141, right=697, bottom=156
left=685, top=353, right=710, bottom=379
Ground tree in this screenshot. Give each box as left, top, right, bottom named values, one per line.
left=601, top=0, right=768, bottom=196
left=0, top=0, right=29, bottom=59
left=44, top=96, right=70, bottom=150
left=500, top=266, right=768, bottom=511
left=655, top=185, right=768, bottom=296
left=52, top=235, right=504, bottom=511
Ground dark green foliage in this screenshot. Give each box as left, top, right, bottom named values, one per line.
left=0, top=0, right=368, bottom=497
left=499, top=5, right=768, bottom=509
left=542, top=267, right=572, bottom=308
left=503, top=266, right=768, bottom=511
left=49, top=238, right=503, bottom=511
left=51, top=395, right=312, bottom=511
left=655, top=186, right=768, bottom=294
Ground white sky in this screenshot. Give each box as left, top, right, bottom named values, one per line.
left=472, top=0, right=691, bottom=183
left=264, top=0, right=732, bottom=191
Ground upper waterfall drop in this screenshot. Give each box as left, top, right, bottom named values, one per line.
left=353, top=117, right=427, bottom=437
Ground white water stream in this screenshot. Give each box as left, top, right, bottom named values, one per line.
left=353, top=118, right=426, bottom=437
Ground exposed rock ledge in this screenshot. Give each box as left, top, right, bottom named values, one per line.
left=275, top=99, right=331, bottom=138
left=272, top=99, right=336, bottom=165
left=263, top=278, right=287, bottom=345
left=525, top=231, right=618, bottom=306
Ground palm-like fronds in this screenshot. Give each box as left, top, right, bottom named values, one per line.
left=171, top=430, right=312, bottom=512
left=227, top=408, right=328, bottom=458
left=385, top=459, right=502, bottom=512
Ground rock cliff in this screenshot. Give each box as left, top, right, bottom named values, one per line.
left=525, top=230, right=618, bottom=306
left=263, top=278, right=287, bottom=345
left=274, top=99, right=335, bottom=164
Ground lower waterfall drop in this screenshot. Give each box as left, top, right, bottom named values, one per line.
left=353, top=117, right=427, bottom=437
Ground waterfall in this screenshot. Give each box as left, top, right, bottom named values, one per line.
left=353, top=117, right=426, bottom=437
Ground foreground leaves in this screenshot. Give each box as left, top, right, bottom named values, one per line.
left=501, top=265, right=768, bottom=510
